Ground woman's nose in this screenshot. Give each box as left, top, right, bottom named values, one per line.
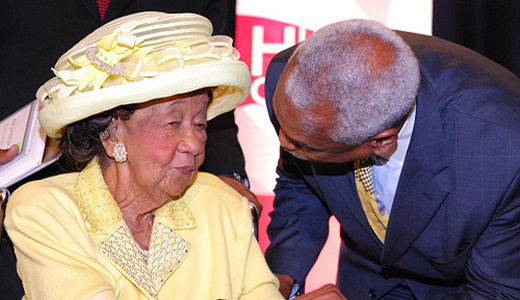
left=177, top=126, right=205, bottom=154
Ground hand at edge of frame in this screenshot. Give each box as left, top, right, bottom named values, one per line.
left=0, top=144, right=19, bottom=164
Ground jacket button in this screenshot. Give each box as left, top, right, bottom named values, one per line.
left=369, top=288, right=377, bottom=299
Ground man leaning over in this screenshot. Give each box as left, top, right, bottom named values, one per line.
left=264, top=19, right=520, bottom=299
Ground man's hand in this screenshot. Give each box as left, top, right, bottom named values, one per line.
left=217, top=175, right=263, bottom=216
left=0, top=144, right=19, bottom=164
left=295, top=284, right=347, bottom=300
left=275, top=274, right=295, bottom=299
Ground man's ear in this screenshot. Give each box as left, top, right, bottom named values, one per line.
left=368, top=128, right=399, bottom=157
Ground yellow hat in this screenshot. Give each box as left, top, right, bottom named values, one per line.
left=37, top=11, right=250, bottom=138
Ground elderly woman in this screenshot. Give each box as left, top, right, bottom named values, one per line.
left=5, top=12, right=282, bottom=299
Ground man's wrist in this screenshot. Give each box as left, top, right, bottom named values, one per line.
left=275, top=274, right=297, bottom=299
left=288, top=281, right=301, bottom=299
left=232, top=172, right=250, bottom=188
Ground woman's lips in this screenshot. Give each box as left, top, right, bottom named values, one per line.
left=175, top=166, right=195, bottom=175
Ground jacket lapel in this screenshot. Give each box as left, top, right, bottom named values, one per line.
left=98, top=224, right=159, bottom=298
left=381, top=81, right=451, bottom=266
left=330, top=171, right=382, bottom=243
left=147, top=222, right=191, bottom=288
left=97, top=204, right=193, bottom=299
left=308, top=162, right=384, bottom=250
left=148, top=199, right=195, bottom=290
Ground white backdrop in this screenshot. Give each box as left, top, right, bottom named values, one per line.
left=233, top=0, right=432, bottom=291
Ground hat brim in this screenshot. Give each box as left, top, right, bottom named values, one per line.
left=39, top=60, right=250, bottom=138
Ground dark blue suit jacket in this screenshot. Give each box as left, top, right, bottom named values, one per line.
left=264, top=31, right=520, bottom=299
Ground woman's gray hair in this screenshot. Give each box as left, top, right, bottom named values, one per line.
left=285, top=19, right=419, bottom=147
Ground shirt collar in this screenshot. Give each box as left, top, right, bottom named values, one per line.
left=74, top=157, right=196, bottom=233
left=373, top=104, right=416, bottom=167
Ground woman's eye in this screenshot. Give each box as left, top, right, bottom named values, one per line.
left=168, top=121, right=181, bottom=126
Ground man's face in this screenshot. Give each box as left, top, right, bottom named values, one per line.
left=272, top=77, right=375, bottom=164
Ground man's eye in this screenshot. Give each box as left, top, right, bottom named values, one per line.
left=295, top=143, right=307, bottom=150
left=195, top=123, right=207, bottom=130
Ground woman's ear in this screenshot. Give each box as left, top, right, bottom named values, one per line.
left=370, top=128, right=399, bottom=157
left=100, top=118, right=120, bottom=159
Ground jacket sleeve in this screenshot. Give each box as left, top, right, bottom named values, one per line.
left=233, top=189, right=283, bottom=299
left=5, top=184, right=117, bottom=300
left=264, top=151, right=331, bottom=291
left=460, top=170, right=520, bottom=299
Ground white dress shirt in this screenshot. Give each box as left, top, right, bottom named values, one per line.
left=372, top=105, right=416, bottom=215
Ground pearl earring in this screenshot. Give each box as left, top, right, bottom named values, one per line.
left=113, top=142, right=128, bottom=163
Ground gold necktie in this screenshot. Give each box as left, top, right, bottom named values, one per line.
left=354, top=159, right=388, bottom=243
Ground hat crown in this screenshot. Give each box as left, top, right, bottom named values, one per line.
left=37, top=12, right=250, bottom=138
left=39, top=12, right=239, bottom=104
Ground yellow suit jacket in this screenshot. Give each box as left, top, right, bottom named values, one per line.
left=5, top=159, right=282, bottom=300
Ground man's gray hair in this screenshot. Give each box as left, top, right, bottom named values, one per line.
left=285, top=19, right=420, bottom=147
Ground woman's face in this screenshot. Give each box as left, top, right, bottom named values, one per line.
left=115, top=92, right=209, bottom=200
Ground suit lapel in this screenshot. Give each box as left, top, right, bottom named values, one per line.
left=381, top=80, right=451, bottom=266
left=309, top=162, right=384, bottom=249
left=330, top=171, right=383, bottom=243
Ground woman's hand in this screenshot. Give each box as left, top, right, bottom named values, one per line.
left=0, top=144, right=19, bottom=164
